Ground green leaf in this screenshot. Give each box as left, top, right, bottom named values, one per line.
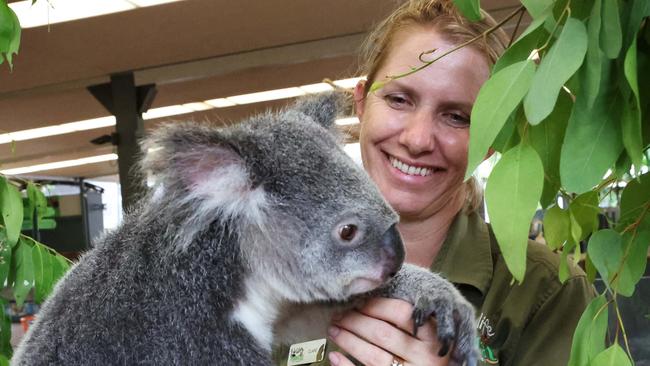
left=543, top=204, right=570, bottom=250
left=0, top=232, right=12, bottom=289
left=524, top=17, right=588, bottom=124
left=618, top=172, right=650, bottom=231
left=569, top=191, right=600, bottom=242
left=581, top=0, right=606, bottom=108
left=585, top=253, right=597, bottom=283
left=521, top=0, right=555, bottom=19
left=466, top=60, right=536, bottom=178
left=491, top=109, right=520, bottom=153
left=492, top=16, right=547, bottom=74
left=599, top=0, right=622, bottom=58
left=588, top=229, right=624, bottom=289
left=559, top=246, right=571, bottom=283
left=485, top=143, right=544, bottom=282
left=0, top=177, right=24, bottom=247
left=12, top=238, right=34, bottom=308
left=0, top=298, right=11, bottom=360
left=618, top=229, right=650, bottom=297
left=568, top=295, right=609, bottom=366
left=52, top=255, right=70, bottom=286
left=451, top=0, right=481, bottom=22
left=32, top=243, right=53, bottom=303
left=591, top=344, right=632, bottom=366
left=621, top=0, right=650, bottom=49
left=0, top=1, right=21, bottom=68
left=560, top=86, right=623, bottom=194
left=620, top=36, right=643, bottom=169
left=529, top=91, right=572, bottom=207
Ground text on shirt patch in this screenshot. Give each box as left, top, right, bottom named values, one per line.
left=477, top=313, right=498, bottom=364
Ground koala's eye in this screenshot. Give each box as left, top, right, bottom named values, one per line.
left=338, top=224, right=357, bottom=241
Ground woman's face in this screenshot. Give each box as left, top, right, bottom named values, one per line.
left=356, top=26, right=490, bottom=221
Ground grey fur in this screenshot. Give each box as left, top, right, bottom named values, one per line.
left=12, top=92, right=478, bottom=365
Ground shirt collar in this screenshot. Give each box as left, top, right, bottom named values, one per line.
left=430, top=211, right=493, bottom=297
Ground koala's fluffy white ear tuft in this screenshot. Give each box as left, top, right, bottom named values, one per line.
left=292, top=91, right=347, bottom=129
left=140, top=123, right=269, bottom=238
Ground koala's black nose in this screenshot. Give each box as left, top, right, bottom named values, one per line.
left=381, top=224, right=405, bottom=277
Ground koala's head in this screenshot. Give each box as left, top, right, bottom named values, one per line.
left=141, top=92, right=403, bottom=302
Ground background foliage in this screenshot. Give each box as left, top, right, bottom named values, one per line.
left=0, top=176, right=71, bottom=364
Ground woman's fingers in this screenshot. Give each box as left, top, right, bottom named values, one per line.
left=329, top=299, right=451, bottom=365
left=355, top=297, right=439, bottom=342
left=328, top=323, right=402, bottom=366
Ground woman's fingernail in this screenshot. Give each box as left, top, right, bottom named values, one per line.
left=328, top=352, right=340, bottom=366
left=328, top=325, right=340, bottom=338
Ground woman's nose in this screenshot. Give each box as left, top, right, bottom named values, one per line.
left=398, top=111, right=435, bottom=155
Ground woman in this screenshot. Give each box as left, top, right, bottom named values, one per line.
left=324, top=1, right=594, bottom=366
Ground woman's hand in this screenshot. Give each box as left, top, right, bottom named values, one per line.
left=327, top=297, right=451, bottom=366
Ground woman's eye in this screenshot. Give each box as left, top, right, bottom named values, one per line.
left=445, top=113, right=470, bottom=127
left=384, top=94, right=411, bottom=109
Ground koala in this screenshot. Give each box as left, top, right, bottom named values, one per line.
left=12, top=92, right=477, bottom=365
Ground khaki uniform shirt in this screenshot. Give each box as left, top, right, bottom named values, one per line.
left=274, top=212, right=595, bottom=365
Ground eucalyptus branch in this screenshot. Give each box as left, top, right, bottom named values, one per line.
left=536, top=3, right=572, bottom=55
left=613, top=297, right=633, bottom=360
left=508, top=7, right=526, bottom=48
left=370, top=5, right=526, bottom=92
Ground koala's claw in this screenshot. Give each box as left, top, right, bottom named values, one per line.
left=387, top=264, right=479, bottom=364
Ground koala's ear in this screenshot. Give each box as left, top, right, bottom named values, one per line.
left=292, top=91, right=347, bottom=129
left=140, top=123, right=262, bottom=210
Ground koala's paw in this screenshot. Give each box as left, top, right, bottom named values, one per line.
left=385, top=264, right=479, bottom=366
left=410, top=289, right=477, bottom=366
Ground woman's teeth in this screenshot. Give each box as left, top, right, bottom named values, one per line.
left=389, top=156, right=433, bottom=176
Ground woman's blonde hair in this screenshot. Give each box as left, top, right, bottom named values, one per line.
left=358, top=0, right=509, bottom=213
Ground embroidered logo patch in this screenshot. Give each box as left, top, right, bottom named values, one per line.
left=477, top=313, right=499, bottom=364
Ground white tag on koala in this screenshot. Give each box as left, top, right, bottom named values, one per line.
left=287, top=338, right=327, bottom=365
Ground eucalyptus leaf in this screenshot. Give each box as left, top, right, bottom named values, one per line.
left=621, top=36, right=643, bottom=168
left=492, top=16, right=547, bottom=74
left=490, top=109, right=519, bottom=153
left=31, top=243, right=47, bottom=303
left=466, top=60, right=535, bottom=179
left=543, top=204, right=570, bottom=250
left=569, top=191, right=600, bottom=242
left=558, top=246, right=570, bottom=283
left=621, top=0, right=650, bottom=49
left=485, top=143, right=544, bottom=282
left=568, top=295, right=609, bottom=366
left=524, top=17, right=588, bottom=125
left=560, top=87, right=623, bottom=194
left=585, top=253, right=597, bottom=283
left=599, top=0, right=622, bottom=58
left=618, top=230, right=650, bottom=297
left=591, top=344, right=632, bottom=366
left=0, top=234, right=11, bottom=290
left=587, top=229, right=624, bottom=291
left=0, top=1, right=21, bottom=68
left=0, top=177, right=24, bottom=247
left=12, top=238, right=34, bottom=308
left=0, top=299, right=10, bottom=359
left=529, top=91, right=572, bottom=207
left=451, top=0, right=481, bottom=22
left=618, top=172, right=650, bottom=230
left=521, top=0, right=555, bottom=19
left=582, top=0, right=605, bottom=108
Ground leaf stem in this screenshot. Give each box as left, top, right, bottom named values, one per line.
left=374, top=5, right=526, bottom=87
left=613, top=297, right=633, bottom=360
left=536, top=3, right=572, bottom=55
